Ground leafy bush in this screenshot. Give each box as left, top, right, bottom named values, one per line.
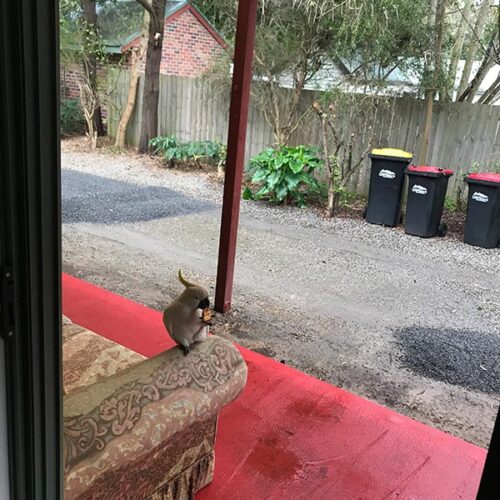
left=471, top=161, right=500, bottom=174
left=149, top=136, right=185, bottom=165
left=184, top=140, right=226, bottom=164
left=243, top=145, right=323, bottom=207
left=60, top=99, right=86, bottom=136
left=444, top=196, right=458, bottom=212
left=149, top=136, right=226, bottom=169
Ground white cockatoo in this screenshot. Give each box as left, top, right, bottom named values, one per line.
left=163, top=270, right=211, bottom=355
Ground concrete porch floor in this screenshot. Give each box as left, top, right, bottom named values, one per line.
left=63, top=273, right=486, bottom=499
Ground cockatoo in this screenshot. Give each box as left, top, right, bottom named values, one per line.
left=163, top=270, right=211, bottom=355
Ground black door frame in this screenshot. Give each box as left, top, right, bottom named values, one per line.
left=477, top=408, right=499, bottom=498
left=0, top=0, right=62, bottom=498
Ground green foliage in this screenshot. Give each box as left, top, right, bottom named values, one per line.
left=149, top=136, right=186, bottom=162
left=60, top=99, right=86, bottom=136
left=97, top=1, right=143, bottom=45
left=326, top=156, right=361, bottom=206
left=444, top=196, right=458, bottom=212
left=199, top=0, right=429, bottom=86
left=244, top=146, right=323, bottom=207
left=201, top=0, right=429, bottom=146
left=149, top=136, right=227, bottom=167
left=471, top=161, right=500, bottom=174
left=60, top=1, right=104, bottom=64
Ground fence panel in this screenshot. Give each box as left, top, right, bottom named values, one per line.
left=107, top=71, right=500, bottom=197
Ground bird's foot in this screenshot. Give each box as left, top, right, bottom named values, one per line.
left=181, top=344, right=191, bottom=356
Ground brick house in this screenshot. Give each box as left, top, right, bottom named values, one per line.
left=60, top=0, right=227, bottom=100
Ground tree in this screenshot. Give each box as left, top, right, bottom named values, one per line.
left=419, top=0, right=448, bottom=164
left=60, top=0, right=109, bottom=142
left=114, top=10, right=149, bottom=148
left=251, top=1, right=335, bottom=145
left=82, top=0, right=106, bottom=136
left=456, top=0, right=492, bottom=99
left=135, top=0, right=167, bottom=153
left=202, top=0, right=428, bottom=147
left=458, top=4, right=500, bottom=103
left=459, top=31, right=499, bottom=102
left=437, top=0, right=500, bottom=104
left=312, top=93, right=383, bottom=217
left=445, top=0, right=473, bottom=100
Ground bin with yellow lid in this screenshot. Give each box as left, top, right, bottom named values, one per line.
left=364, top=147, right=413, bottom=227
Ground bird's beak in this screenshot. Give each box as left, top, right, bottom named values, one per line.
left=197, top=297, right=210, bottom=310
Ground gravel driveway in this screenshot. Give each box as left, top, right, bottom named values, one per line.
left=62, top=141, right=500, bottom=448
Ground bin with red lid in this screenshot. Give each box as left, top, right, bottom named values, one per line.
left=404, top=165, right=454, bottom=237
left=464, top=172, right=500, bottom=248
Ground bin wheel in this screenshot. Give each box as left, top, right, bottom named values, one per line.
left=437, top=223, right=448, bottom=237
left=362, top=206, right=367, bottom=219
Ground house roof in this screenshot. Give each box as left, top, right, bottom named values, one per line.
left=103, top=0, right=227, bottom=54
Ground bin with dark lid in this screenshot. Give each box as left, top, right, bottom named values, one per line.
left=464, top=172, right=500, bottom=249
left=404, top=165, right=454, bottom=238
left=365, top=148, right=413, bottom=227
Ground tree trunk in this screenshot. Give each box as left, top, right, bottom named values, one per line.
left=461, top=30, right=499, bottom=102
left=478, top=74, right=500, bottom=104
left=115, top=11, right=149, bottom=148
left=433, top=0, right=447, bottom=98
left=419, top=0, right=447, bottom=164
left=313, top=101, right=336, bottom=217
left=456, top=0, right=491, bottom=99
left=447, top=0, right=473, bottom=101
left=428, top=0, right=438, bottom=26
left=137, top=0, right=167, bottom=154
left=419, top=89, right=434, bottom=164
left=462, top=56, right=496, bottom=102
left=82, top=0, right=105, bottom=137
left=321, top=118, right=335, bottom=218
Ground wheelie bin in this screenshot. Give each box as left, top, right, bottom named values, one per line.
left=404, top=166, right=454, bottom=237
left=364, top=148, right=413, bottom=227
left=464, top=172, right=500, bottom=248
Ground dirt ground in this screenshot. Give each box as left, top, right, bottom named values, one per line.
left=61, top=139, right=500, bottom=448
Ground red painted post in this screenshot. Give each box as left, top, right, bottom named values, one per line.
left=215, top=0, right=258, bottom=313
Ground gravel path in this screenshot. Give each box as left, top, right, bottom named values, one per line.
left=62, top=141, right=500, bottom=447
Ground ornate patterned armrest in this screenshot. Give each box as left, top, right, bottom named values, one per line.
left=63, top=335, right=247, bottom=500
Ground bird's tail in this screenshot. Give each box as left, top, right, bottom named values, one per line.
left=178, top=269, right=195, bottom=288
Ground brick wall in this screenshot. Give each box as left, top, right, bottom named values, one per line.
left=60, top=7, right=225, bottom=100
left=60, top=65, right=109, bottom=119
left=60, top=65, right=85, bottom=100
left=159, top=9, right=225, bottom=77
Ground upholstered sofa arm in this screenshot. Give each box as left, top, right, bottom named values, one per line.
left=64, top=336, right=247, bottom=499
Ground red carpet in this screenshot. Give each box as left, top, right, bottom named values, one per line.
left=63, top=273, right=486, bottom=499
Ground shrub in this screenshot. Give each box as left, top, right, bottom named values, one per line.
left=471, top=161, right=500, bottom=174
left=60, top=99, right=86, bottom=136
left=444, top=196, right=457, bottom=212
left=149, top=136, right=226, bottom=169
left=243, top=145, right=323, bottom=207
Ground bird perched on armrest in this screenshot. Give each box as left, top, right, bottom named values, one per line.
left=163, top=270, right=213, bottom=355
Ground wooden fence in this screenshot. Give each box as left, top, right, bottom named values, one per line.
left=107, top=71, right=500, bottom=197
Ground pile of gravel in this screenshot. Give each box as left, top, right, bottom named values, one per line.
left=395, top=325, right=500, bottom=394
left=62, top=169, right=215, bottom=224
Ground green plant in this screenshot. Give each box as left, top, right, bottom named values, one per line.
left=471, top=161, right=500, bottom=174
left=149, top=136, right=227, bottom=169
left=60, top=99, right=86, bottom=136
left=149, top=135, right=185, bottom=166
left=444, top=196, right=457, bottom=212
left=184, top=140, right=226, bottom=165
left=243, top=145, right=323, bottom=207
